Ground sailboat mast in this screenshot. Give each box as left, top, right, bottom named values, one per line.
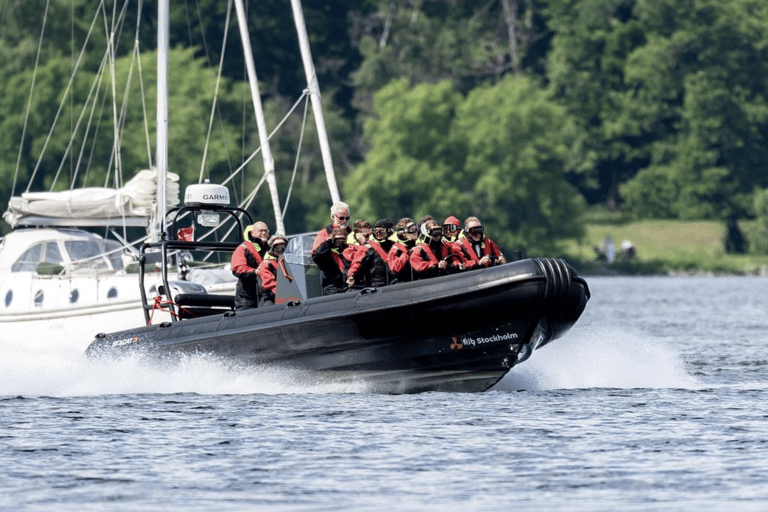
left=233, top=0, right=285, bottom=235
left=289, top=0, right=341, bottom=204
left=155, top=0, right=169, bottom=242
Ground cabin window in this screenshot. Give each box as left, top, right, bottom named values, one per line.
left=107, top=287, right=118, bottom=299
left=12, top=243, right=43, bottom=272
left=104, top=240, right=124, bottom=270
left=44, top=242, right=63, bottom=264
left=4, top=290, right=12, bottom=307
left=34, top=289, right=43, bottom=307
left=70, top=289, right=79, bottom=303
left=11, top=241, right=64, bottom=272
left=65, top=240, right=110, bottom=271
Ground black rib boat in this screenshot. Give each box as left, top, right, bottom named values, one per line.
left=85, top=188, right=590, bottom=394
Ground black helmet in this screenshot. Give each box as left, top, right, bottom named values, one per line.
left=374, top=218, right=394, bottom=230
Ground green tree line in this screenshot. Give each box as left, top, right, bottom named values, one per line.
left=2, top=0, right=768, bottom=255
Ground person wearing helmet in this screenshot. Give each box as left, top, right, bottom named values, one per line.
left=346, top=218, right=396, bottom=289
left=456, top=216, right=507, bottom=269
left=231, top=221, right=270, bottom=310
left=442, top=215, right=461, bottom=243
left=312, top=227, right=354, bottom=295
left=387, top=217, right=419, bottom=282
left=409, top=219, right=466, bottom=279
left=256, top=234, right=289, bottom=306
left=416, top=215, right=435, bottom=242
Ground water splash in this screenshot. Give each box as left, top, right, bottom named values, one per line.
left=0, top=337, right=368, bottom=397
left=2, top=321, right=701, bottom=397
left=494, top=323, right=700, bottom=392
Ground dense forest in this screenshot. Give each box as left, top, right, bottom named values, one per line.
left=2, top=0, right=767, bottom=255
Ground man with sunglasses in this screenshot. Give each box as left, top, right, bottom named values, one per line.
left=410, top=219, right=466, bottom=279
left=387, top=217, right=419, bottom=282
left=312, top=228, right=354, bottom=295
left=256, top=234, right=290, bottom=306
left=231, top=221, right=271, bottom=310
left=457, top=216, right=507, bottom=269
left=312, top=201, right=352, bottom=255
left=346, top=218, right=396, bottom=289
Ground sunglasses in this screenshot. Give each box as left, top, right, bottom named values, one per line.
left=443, top=225, right=459, bottom=233
left=272, top=244, right=286, bottom=252
left=373, top=227, right=388, bottom=236
left=401, top=225, right=418, bottom=234
left=335, top=215, right=350, bottom=221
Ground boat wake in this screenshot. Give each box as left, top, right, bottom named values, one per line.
left=2, top=322, right=700, bottom=397
left=7, top=318, right=697, bottom=397
left=493, top=323, right=700, bottom=392
left=0, top=337, right=370, bottom=398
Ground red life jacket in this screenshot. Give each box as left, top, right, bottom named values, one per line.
left=459, top=236, right=501, bottom=267
left=231, top=241, right=264, bottom=275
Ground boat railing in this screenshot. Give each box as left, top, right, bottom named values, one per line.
left=138, top=204, right=252, bottom=324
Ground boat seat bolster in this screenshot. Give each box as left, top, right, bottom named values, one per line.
left=174, top=293, right=235, bottom=309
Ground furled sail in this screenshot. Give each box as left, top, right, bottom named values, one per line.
left=3, top=169, right=179, bottom=228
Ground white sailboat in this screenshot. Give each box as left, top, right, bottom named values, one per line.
left=1, top=0, right=335, bottom=348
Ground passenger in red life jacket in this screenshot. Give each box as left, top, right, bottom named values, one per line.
left=457, top=216, right=507, bottom=269
left=312, top=201, right=352, bottom=256
left=346, top=218, right=396, bottom=289
left=340, top=220, right=372, bottom=289
left=312, top=228, right=354, bottom=295
left=387, top=217, right=418, bottom=282
left=256, top=234, right=289, bottom=306
left=348, top=219, right=372, bottom=247
left=410, top=219, right=466, bottom=279
left=416, top=215, right=435, bottom=241
left=231, top=221, right=270, bottom=310
left=442, top=215, right=461, bottom=243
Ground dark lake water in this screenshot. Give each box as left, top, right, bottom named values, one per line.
left=2, top=276, right=767, bottom=511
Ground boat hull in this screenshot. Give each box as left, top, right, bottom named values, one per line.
left=86, top=258, right=590, bottom=393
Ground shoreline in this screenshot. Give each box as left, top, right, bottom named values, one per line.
left=573, top=260, right=768, bottom=277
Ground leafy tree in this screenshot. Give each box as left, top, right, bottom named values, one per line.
left=343, top=78, right=461, bottom=223
left=451, top=74, right=585, bottom=253
left=351, top=0, right=550, bottom=116
left=547, top=0, right=768, bottom=232
left=620, top=0, right=768, bottom=225
left=546, top=0, right=649, bottom=208
left=749, top=188, right=768, bottom=255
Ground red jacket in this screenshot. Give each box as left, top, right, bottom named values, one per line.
left=256, top=254, right=293, bottom=305
left=410, top=239, right=465, bottom=278
left=312, top=224, right=351, bottom=254
left=457, top=235, right=503, bottom=268
left=257, top=255, right=279, bottom=295
left=231, top=241, right=266, bottom=276
left=347, top=240, right=394, bottom=287
left=387, top=241, right=412, bottom=275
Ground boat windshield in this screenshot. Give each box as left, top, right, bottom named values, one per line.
left=284, top=234, right=314, bottom=266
